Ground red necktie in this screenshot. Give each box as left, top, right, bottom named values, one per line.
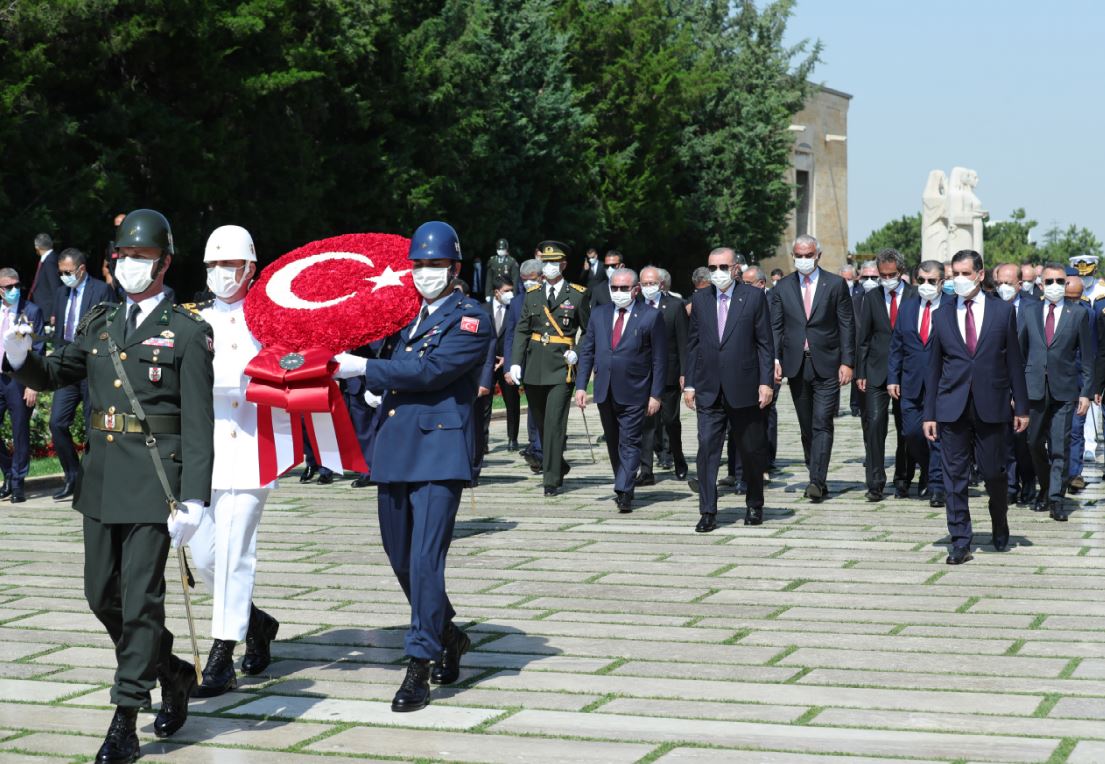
left=964, top=299, right=977, bottom=355
left=919, top=301, right=931, bottom=345
left=1045, top=303, right=1056, bottom=345
left=612, top=308, right=627, bottom=349
left=889, top=290, right=898, bottom=329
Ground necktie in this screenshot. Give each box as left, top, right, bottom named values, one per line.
left=495, top=304, right=503, bottom=335
left=547, top=285, right=556, bottom=309
left=803, top=276, right=813, bottom=319
left=889, top=290, right=898, bottom=329
left=612, top=308, right=627, bottom=349
left=64, top=289, right=79, bottom=342
left=1045, top=303, right=1056, bottom=345
left=964, top=299, right=977, bottom=356
left=124, top=303, right=140, bottom=341
left=919, top=301, right=931, bottom=345
left=415, top=305, right=429, bottom=334
left=717, top=293, right=729, bottom=341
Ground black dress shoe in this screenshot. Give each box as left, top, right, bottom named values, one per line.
left=154, top=656, right=196, bottom=737
left=544, top=486, right=559, bottom=497
left=1018, top=486, right=1038, bottom=505
left=805, top=482, right=825, bottom=503
left=718, top=475, right=736, bottom=488
left=744, top=507, right=763, bottom=526
left=10, top=491, right=26, bottom=504
left=894, top=483, right=910, bottom=499
left=687, top=478, right=700, bottom=494
left=1068, top=475, right=1086, bottom=493
left=1032, top=499, right=1048, bottom=513
left=634, top=473, right=655, bottom=487
left=658, top=458, right=674, bottom=470
left=242, top=604, right=280, bottom=675
left=431, top=625, right=471, bottom=685
left=929, top=493, right=946, bottom=508
left=195, top=639, right=238, bottom=698
left=53, top=479, right=76, bottom=501
left=96, top=706, right=140, bottom=764
left=392, top=658, right=432, bottom=712
left=561, top=461, right=571, bottom=476
left=507, top=439, right=519, bottom=452
left=695, top=514, right=717, bottom=533
left=1049, top=502, right=1068, bottom=522
left=615, top=493, right=633, bottom=513
left=864, top=490, right=883, bottom=502
left=351, top=475, right=375, bottom=488
left=318, top=471, right=335, bottom=485
left=992, top=533, right=1010, bottom=552
left=468, top=477, right=480, bottom=489
left=945, top=547, right=973, bottom=565
left=523, top=451, right=541, bottom=470
left=674, top=463, right=688, bottom=480
left=0, top=477, right=10, bottom=499
left=299, top=465, right=317, bottom=483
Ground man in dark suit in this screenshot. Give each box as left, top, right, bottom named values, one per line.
left=636, top=266, right=688, bottom=483
left=684, top=247, right=774, bottom=530
left=49, top=248, right=118, bottom=500
left=589, top=250, right=623, bottom=308
left=0, top=268, right=45, bottom=503
left=575, top=268, right=666, bottom=512
left=770, top=235, right=855, bottom=502
left=477, top=276, right=521, bottom=459
left=1019, top=263, right=1094, bottom=521
left=30, top=233, right=62, bottom=324
left=856, top=248, right=917, bottom=501
left=851, top=261, right=878, bottom=421
left=992, top=262, right=1038, bottom=505
left=888, top=260, right=946, bottom=508
left=924, top=249, right=1029, bottom=564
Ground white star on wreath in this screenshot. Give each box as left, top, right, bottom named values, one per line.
left=366, top=265, right=410, bottom=292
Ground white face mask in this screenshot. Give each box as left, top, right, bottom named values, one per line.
left=523, top=279, right=540, bottom=291
left=496, top=249, right=508, bottom=257
left=917, top=283, right=940, bottom=302
left=861, top=277, right=878, bottom=292
left=1043, top=283, right=1066, bottom=303
left=115, top=257, right=157, bottom=294
left=1020, top=281, right=1034, bottom=293
left=794, top=257, right=817, bottom=275
left=880, top=277, right=900, bottom=292
left=610, top=289, right=634, bottom=309
left=605, top=266, right=617, bottom=280
left=542, top=263, right=562, bottom=281
left=497, top=290, right=514, bottom=306
left=206, top=265, right=248, bottom=299
left=641, top=284, right=661, bottom=300
left=412, top=266, right=451, bottom=299
left=709, top=268, right=733, bottom=291
left=60, top=272, right=81, bottom=289
left=953, top=275, right=978, bottom=298
left=996, top=283, right=1017, bottom=302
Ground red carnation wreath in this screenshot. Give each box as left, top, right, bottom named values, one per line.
left=241, top=233, right=420, bottom=483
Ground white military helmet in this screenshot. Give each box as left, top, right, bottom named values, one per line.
left=204, top=225, right=257, bottom=263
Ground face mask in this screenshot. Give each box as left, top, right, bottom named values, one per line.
left=60, top=273, right=80, bottom=289
left=115, top=257, right=157, bottom=294
left=412, top=266, right=451, bottom=299
left=641, top=284, right=661, bottom=300
left=942, top=280, right=956, bottom=295
left=996, top=283, right=1017, bottom=302
left=879, top=277, right=900, bottom=292
left=953, top=275, right=978, bottom=298
left=917, top=283, right=939, bottom=302
left=861, top=277, right=878, bottom=292
left=206, top=265, right=248, bottom=299
left=1, top=288, right=18, bottom=306
left=709, top=269, right=733, bottom=291
left=794, top=257, right=816, bottom=275
left=1043, top=283, right=1066, bottom=303
left=523, top=279, right=540, bottom=291
left=496, top=249, right=507, bottom=257
left=542, top=263, right=562, bottom=281
left=605, top=266, right=617, bottom=280
left=610, top=290, right=634, bottom=309
left=497, top=291, right=514, bottom=306
left=1020, top=281, right=1034, bottom=293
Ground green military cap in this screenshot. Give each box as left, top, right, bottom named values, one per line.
left=115, top=209, right=175, bottom=255
left=537, top=240, right=570, bottom=261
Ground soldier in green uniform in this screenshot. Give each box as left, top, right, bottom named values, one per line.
left=484, top=238, right=520, bottom=301
left=3, top=209, right=214, bottom=764
left=509, top=241, right=590, bottom=495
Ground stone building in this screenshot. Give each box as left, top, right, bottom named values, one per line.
left=761, top=85, right=851, bottom=275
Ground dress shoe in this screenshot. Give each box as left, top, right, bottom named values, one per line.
left=507, top=439, right=520, bottom=452
left=351, top=475, right=374, bottom=488
left=1018, top=486, right=1038, bottom=505
left=992, top=533, right=1010, bottom=552
left=10, top=491, right=26, bottom=504
left=615, top=493, right=633, bottom=513
left=298, top=465, right=317, bottom=483
left=96, top=706, right=140, bottom=764
left=431, top=624, right=471, bottom=685
left=1032, top=499, right=1048, bottom=513
left=929, top=493, right=946, bottom=508
left=674, top=463, right=688, bottom=480
left=893, top=483, right=910, bottom=499
left=744, top=507, right=763, bottom=526
left=392, top=658, right=432, bottom=712
left=1049, top=502, right=1068, bottom=522
left=596, top=434, right=606, bottom=444
left=687, top=478, right=700, bottom=494
left=864, top=490, right=883, bottom=502
left=945, top=547, right=973, bottom=565
left=468, top=477, right=480, bottom=488
left=241, top=604, right=280, bottom=675
left=153, top=655, right=196, bottom=738
left=718, top=475, right=737, bottom=488
left=53, top=479, right=76, bottom=501
left=194, top=639, right=237, bottom=698
left=1068, top=475, right=1086, bottom=493
left=317, top=471, right=335, bottom=485
left=544, top=486, right=559, bottom=497
left=634, top=472, right=655, bottom=487
left=0, top=477, right=10, bottom=499
left=523, top=451, right=541, bottom=470
left=805, top=482, right=825, bottom=503
left=561, top=461, right=571, bottom=476
left=529, top=463, right=542, bottom=474
left=658, top=458, right=674, bottom=470
left=695, top=513, right=717, bottom=533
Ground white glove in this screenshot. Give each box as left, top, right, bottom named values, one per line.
left=168, top=499, right=206, bottom=548
left=508, top=365, right=522, bottom=384
left=2, top=323, right=33, bottom=370
left=333, top=352, right=368, bottom=379
left=563, top=350, right=578, bottom=365
left=364, top=391, right=382, bottom=408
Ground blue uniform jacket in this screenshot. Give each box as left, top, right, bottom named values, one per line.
left=575, top=299, right=667, bottom=406
left=363, top=291, right=492, bottom=483
left=887, top=296, right=943, bottom=401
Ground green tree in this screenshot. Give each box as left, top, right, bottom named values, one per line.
left=1038, top=224, right=1103, bottom=264
left=853, top=214, right=922, bottom=266
left=982, top=208, right=1038, bottom=265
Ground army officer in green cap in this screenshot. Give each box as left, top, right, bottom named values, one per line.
left=4, top=208, right=215, bottom=764
left=509, top=241, right=590, bottom=495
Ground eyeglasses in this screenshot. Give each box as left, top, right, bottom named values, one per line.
left=916, top=277, right=939, bottom=285
left=609, top=285, right=633, bottom=292
left=1042, top=278, right=1065, bottom=286
left=705, top=264, right=732, bottom=272
left=58, top=268, right=81, bottom=277
left=0, top=284, right=19, bottom=292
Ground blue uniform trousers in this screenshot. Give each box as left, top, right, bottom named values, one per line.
left=0, top=373, right=33, bottom=483
left=49, top=380, right=90, bottom=481
left=377, top=480, right=462, bottom=660
left=1069, top=409, right=1086, bottom=479
left=596, top=395, right=646, bottom=496
left=939, top=397, right=1009, bottom=550
left=900, top=394, right=943, bottom=495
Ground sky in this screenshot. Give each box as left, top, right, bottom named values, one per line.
left=783, top=0, right=1105, bottom=250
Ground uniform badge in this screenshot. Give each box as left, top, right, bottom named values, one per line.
left=104, top=413, right=116, bottom=430
left=161, top=330, right=175, bottom=339
left=206, top=336, right=214, bottom=353
left=148, top=367, right=162, bottom=383
left=142, top=338, right=175, bottom=348
left=460, top=316, right=480, bottom=333
left=561, top=303, right=574, bottom=310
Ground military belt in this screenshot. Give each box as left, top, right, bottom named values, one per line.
left=90, top=410, right=182, bottom=434
left=531, top=332, right=575, bottom=347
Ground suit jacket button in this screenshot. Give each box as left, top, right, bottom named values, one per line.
left=437, top=423, right=443, bottom=429
left=388, top=409, right=396, bottom=417
left=231, top=400, right=239, bottom=408
left=92, top=348, right=98, bottom=355
left=113, top=379, right=122, bottom=388
left=230, top=430, right=237, bottom=438
left=106, top=434, right=114, bottom=443
left=119, top=352, right=127, bottom=360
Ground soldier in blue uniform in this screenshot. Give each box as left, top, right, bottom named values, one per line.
left=343, top=221, right=491, bottom=712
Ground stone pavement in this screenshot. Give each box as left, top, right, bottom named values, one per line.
left=0, top=393, right=1102, bottom=763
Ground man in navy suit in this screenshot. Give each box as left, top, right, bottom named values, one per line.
left=503, top=259, right=543, bottom=467
left=29, top=233, right=62, bottom=323
left=477, top=276, right=521, bottom=463
left=685, top=247, right=775, bottom=531
left=49, top=248, right=118, bottom=500
left=575, top=268, right=667, bottom=513
left=888, top=260, right=946, bottom=508
left=0, top=267, right=45, bottom=503
left=995, top=262, right=1038, bottom=505
left=924, top=250, right=1029, bottom=565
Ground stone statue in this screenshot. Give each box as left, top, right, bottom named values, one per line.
left=920, top=167, right=987, bottom=262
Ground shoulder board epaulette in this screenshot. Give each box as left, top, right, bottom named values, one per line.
left=75, top=303, right=112, bottom=336
left=173, top=304, right=207, bottom=322
left=460, top=301, right=476, bottom=310
left=569, top=283, right=587, bottom=293
left=526, top=284, right=542, bottom=293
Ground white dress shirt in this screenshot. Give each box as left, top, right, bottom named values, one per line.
left=1041, top=298, right=1064, bottom=329
left=611, top=301, right=634, bottom=332
left=409, top=297, right=446, bottom=336
left=124, top=292, right=170, bottom=331
left=882, top=281, right=905, bottom=316
left=956, top=292, right=986, bottom=343
left=917, top=294, right=942, bottom=332
left=547, top=279, right=564, bottom=303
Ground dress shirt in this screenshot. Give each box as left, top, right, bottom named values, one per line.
left=547, top=279, right=564, bottom=303
left=409, top=297, right=445, bottom=336
left=882, top=281, right=905, bottom=316
left=800, top=267, right=821, bottom=304
left=63, top=276, right=88, bottom=324
left=955, top=292, right=986, bottom=343
left=611, top=302, right=634, bottom=332
left=124, top=292, right=169, bottom=332
left=917, top=294, right=942, bottom=332
left=1042, top=299, right=1064, bottom=327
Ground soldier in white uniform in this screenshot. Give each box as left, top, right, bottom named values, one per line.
left=187, top=225, right=280, bottom=696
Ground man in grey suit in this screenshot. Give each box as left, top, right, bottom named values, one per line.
left=1020, top=262, right=1094, bottom=521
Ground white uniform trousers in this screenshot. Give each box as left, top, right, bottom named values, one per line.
left=188, top=488, right=270, bottom=641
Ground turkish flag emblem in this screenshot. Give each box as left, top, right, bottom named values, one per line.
left=460, top=316, right=480, bottom=334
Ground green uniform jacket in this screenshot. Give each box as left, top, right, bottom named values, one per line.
left=484, top=254, right=520, bottom=299
left=13, top=298, right=215, bottom=524
left=511, top=282, right=591, bottom=385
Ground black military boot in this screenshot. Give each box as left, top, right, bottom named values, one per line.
left=153, top=655, right=196, bottom=738
left=241, top=603, right=279, bottom=675
left=195, top=639, right=238, bottom=697
left=96, top=706, right=140, bottom=763
left=391, top=658, right=432, bottom=712
left=431, top=624, right=471, bottom=685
